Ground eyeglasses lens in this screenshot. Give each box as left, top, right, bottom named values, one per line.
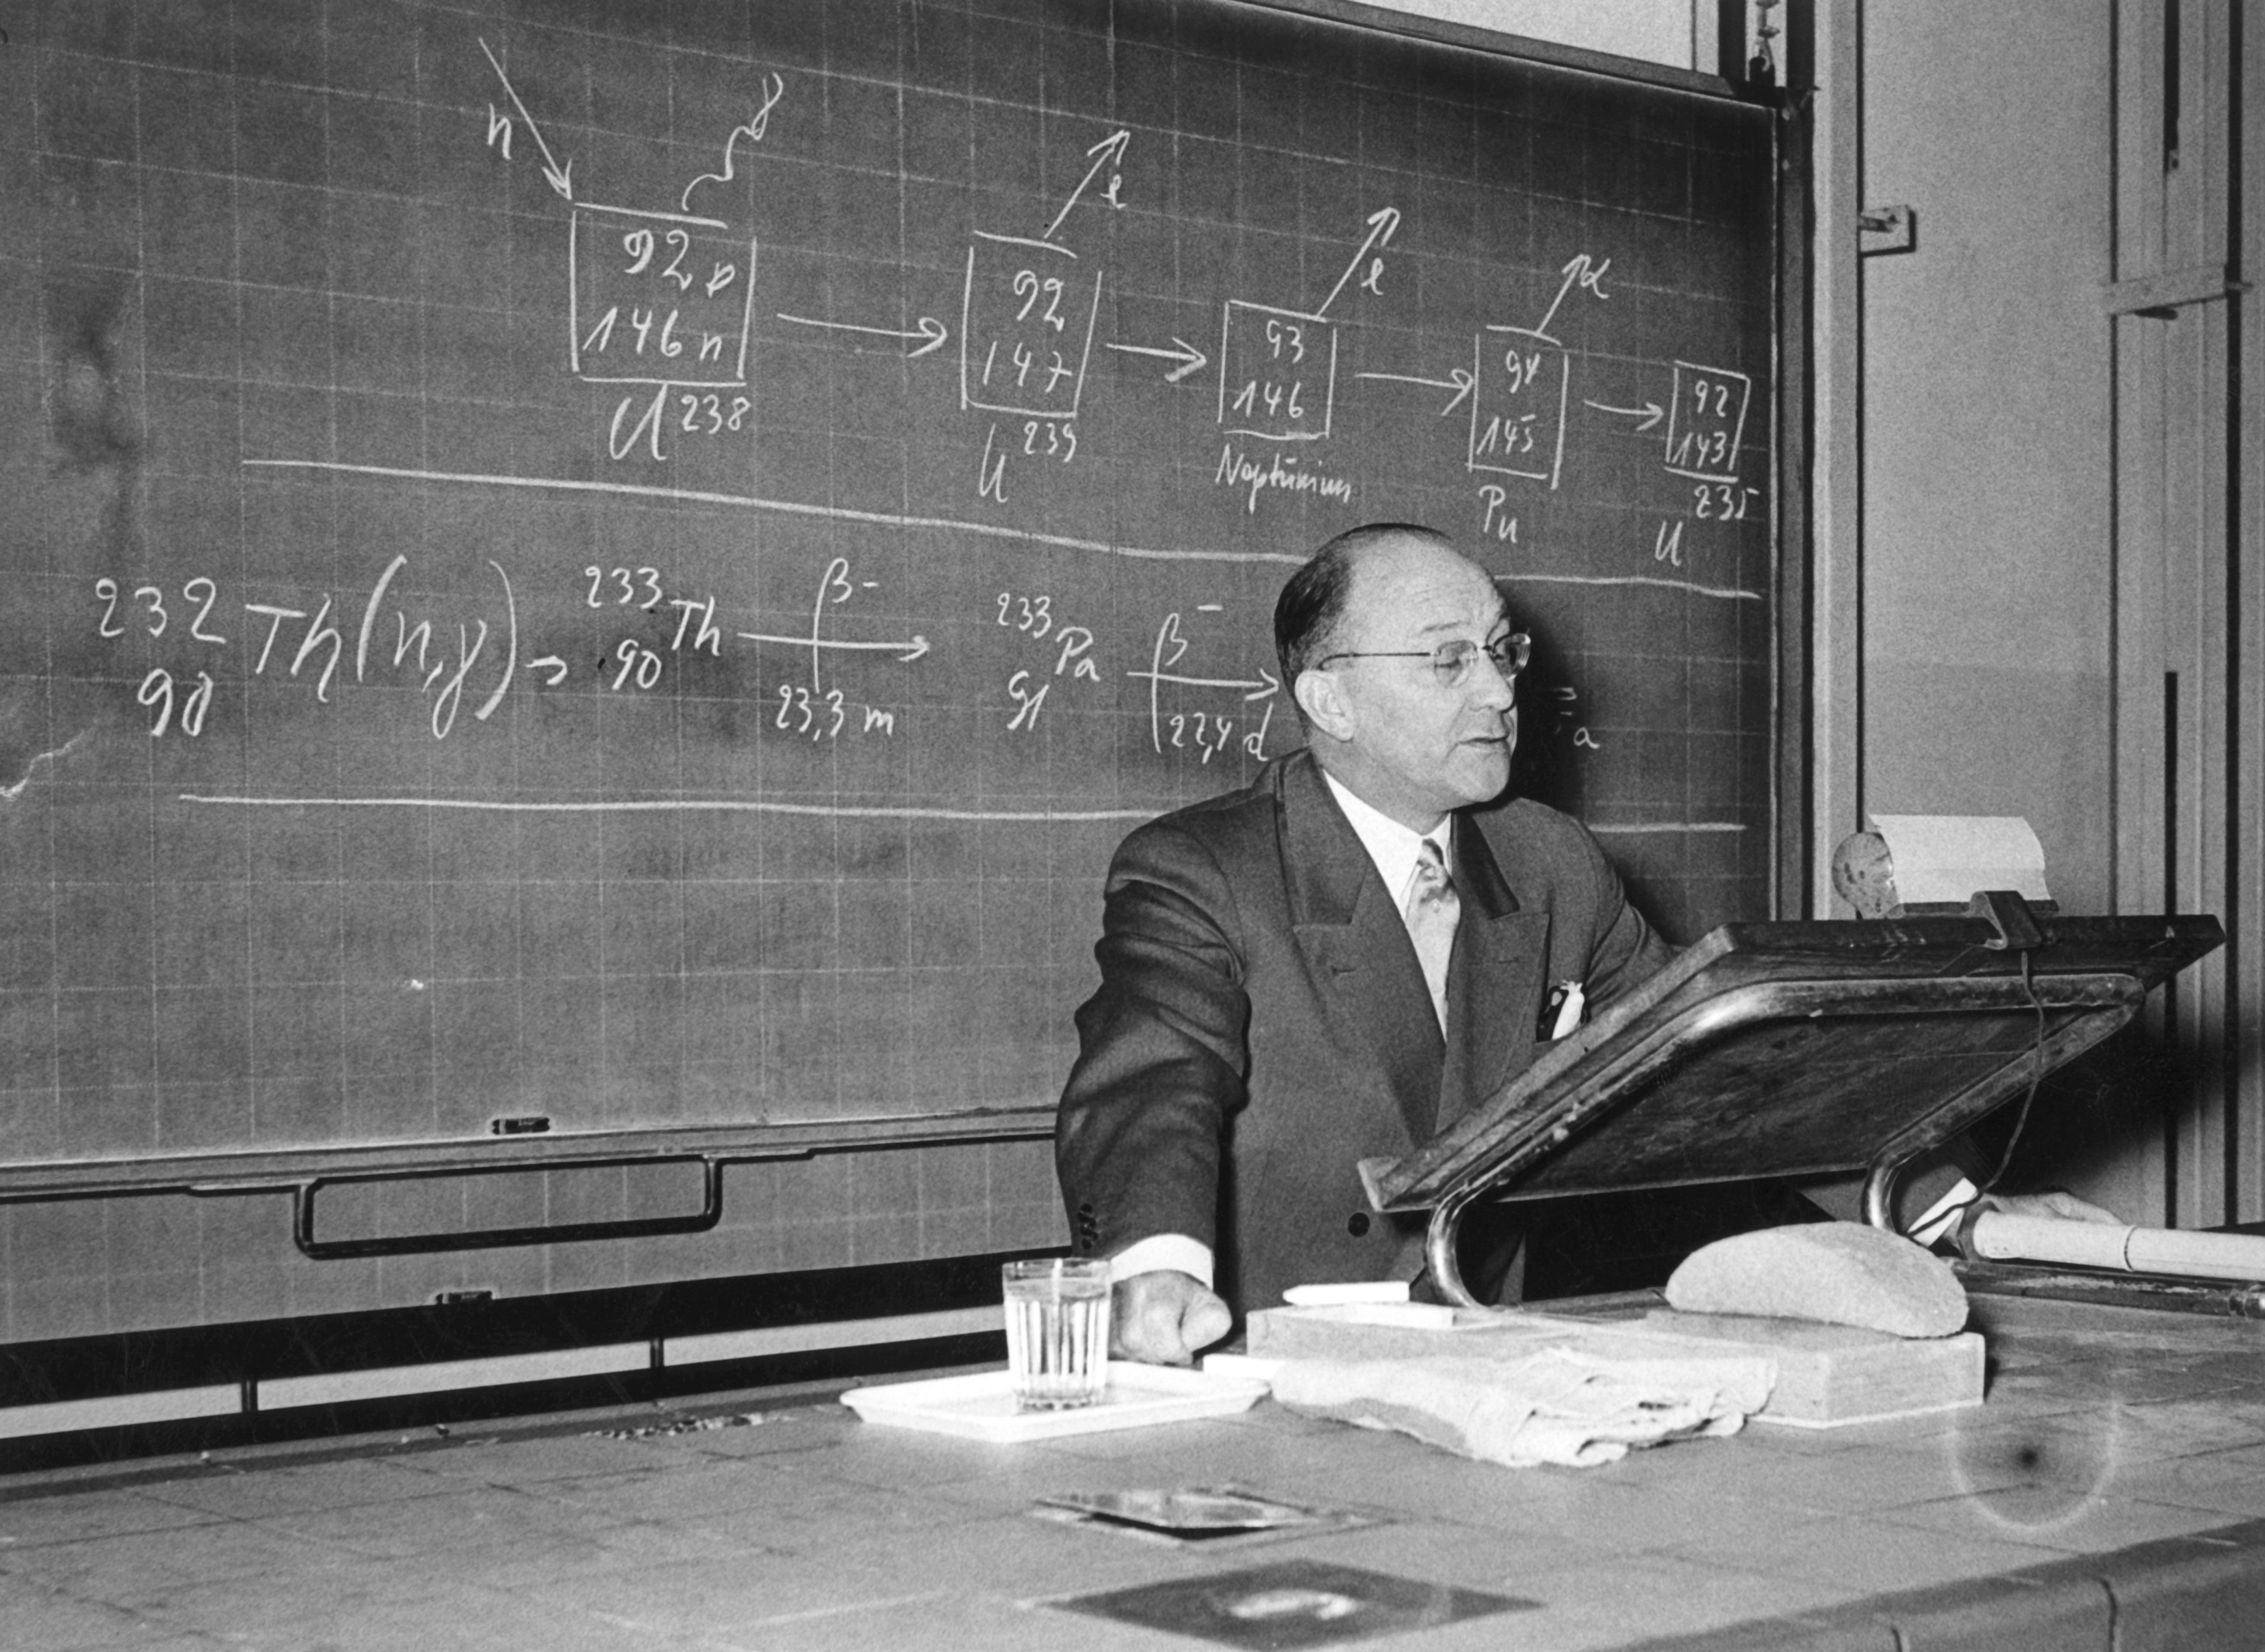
left=1430, top=635, right=1528, bottom=686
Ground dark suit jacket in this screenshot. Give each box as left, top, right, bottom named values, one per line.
left=1055, top=749, right=1672, bottom=1316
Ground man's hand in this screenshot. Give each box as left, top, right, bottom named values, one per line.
left=1112, top=1269, right=1232, bottom=1366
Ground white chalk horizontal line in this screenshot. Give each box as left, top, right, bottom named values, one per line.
left=180, top=796, right=1741, bottom=833
left=667, top=1305, right=1003, bottom=1366
left=1500, top=571, right=1764, bottom=602
left=575, top=200, right=729, bottom=230
left=241, top=459, right=1305, bottom=566
left=180, top=793, right=1159, bottom=823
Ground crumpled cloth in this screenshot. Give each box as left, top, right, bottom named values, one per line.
left=1270, top=1347, right=1776, bottom=1468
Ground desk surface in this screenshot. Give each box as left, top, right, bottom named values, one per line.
left=6, top=1295, right=2265, bottom=1650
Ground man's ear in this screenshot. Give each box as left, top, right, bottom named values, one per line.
left=1295, top=666, right=1355, bottom=743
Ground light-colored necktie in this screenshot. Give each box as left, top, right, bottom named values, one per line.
left=1404, top=838, right=1461, bottom=1035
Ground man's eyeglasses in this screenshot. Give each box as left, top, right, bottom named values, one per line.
left=1319, top=633, right=1531, bottom=689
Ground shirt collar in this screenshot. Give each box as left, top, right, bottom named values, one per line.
left=1320, top=770, right=1452, bottom=903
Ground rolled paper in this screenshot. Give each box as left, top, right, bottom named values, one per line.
left=1970, top=1211, right=2265, bottom=1284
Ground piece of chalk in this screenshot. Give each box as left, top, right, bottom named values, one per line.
left=1308, top=1302, right=1463, bottom=1329
left=1282, top=1280, right=1411, bottom=1306
left=1201, top=1353, right=1286, bottom=1385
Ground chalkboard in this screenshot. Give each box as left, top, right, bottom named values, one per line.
left=0, top=3, right=1780, bottom=1209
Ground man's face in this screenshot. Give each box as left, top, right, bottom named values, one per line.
left=1306, top=538, right=1519, bottom=831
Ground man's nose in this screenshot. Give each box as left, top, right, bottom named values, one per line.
left=1469, top=658, right=1517, bottom=711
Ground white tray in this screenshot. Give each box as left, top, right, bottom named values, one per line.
left=840, top=1364, right=1269, bottom=1441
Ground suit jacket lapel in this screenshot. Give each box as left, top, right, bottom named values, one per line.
left=1279, top=755, right=1444, bottom=1142
left=1437, top=815, right=1550, bottom=1131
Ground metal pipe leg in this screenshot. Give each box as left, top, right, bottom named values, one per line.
left=1861, top=1154, right=1905, bottom=1232
left=1424, top=1183, right=1490, bottom=1309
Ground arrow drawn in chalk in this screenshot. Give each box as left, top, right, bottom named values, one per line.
left=1582, top=399, right=1665, bottom=431
left=1316, top=206, right=1401, bottom=317
left=1534, top=253, right=1611, bottom=338
left=1105, top=336, right=1209, bottom=383
left=1043, top=130, right=1132, bottom=242
left=1355, top=366, right=1475, bottom=417
left=477, top=37, right=572, bottom=201
left=737, top=630, right=933, bottom=662
left=1125, top=664, right=1280, bottom=700
left=777, top=312, right=949, bottom=358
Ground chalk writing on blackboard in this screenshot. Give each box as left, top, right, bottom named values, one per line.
left=102, top=557, right=535, bottom=739
left=1129, top=614, right=1282, bottom=763
left=734, top=557, right=932, bottom=691
left=92, top=556, right=962, bottom=741
left=464, top=49, right=1768, bottom=535
left=478, top=37, right=574, bottom=202
left=196, top=20, right=1774, bottom=856
left=226, top=43, right=1776, bottom=618
left=680, top=73, right=788, bottom=214
left=1041, top=130, right=1133, bottom=243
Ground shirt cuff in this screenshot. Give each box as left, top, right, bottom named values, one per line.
left=1108, top=1233, right=1215, bottom=1288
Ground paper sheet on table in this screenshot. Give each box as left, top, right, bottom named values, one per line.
left=1869, top=815, right=2050, bottom=907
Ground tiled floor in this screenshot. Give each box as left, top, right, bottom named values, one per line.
left=4, top=1297, right=2265, bottom=1650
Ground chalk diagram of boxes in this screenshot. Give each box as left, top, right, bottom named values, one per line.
left=1216, top=301, right=1337, bottom=443
left=1661, top=362, right=1753, bottom=484
left=1467, top=326, right=1570, bottom=489
left=959, top=234, right=1103, bottom=419
left=569, top=203, right=758, bottom=388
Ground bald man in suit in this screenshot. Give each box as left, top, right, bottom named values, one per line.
left=1056, top=524, right=1672, bottom=1363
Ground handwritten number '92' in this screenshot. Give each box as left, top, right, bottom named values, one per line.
left=1012, top=270, right=1066, bottom=331
left=622, top=227, right=692, bottom=288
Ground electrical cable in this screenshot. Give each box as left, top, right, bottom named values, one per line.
left=1975, top=947, right=2051, bottom=1196
left=1912, top=948, right=2051, bottom=1239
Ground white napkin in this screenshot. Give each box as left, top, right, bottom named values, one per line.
left=1270, top=1348, right=1775, bottom=1468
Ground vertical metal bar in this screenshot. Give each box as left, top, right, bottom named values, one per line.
left=2208, top=0, right=2236, bottom=1230
left=1809, top=0, right=1863, bottom=917
left=1776, top=0, right=1814, bottom=920
left=2181, top=2, right=2233, bottom=1230
left=2168, top=0, right=2186, bottom=171
left=2160, top=4, right=2208, bottom=1230
left=2232, top=0, right=2265, bottom=1224
left=2115, top=0, right=2176, bottom=1225
left=2168, top=668, right=2183, bottom=1224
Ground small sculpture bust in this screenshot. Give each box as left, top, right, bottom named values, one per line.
left=1830, top=830, right=1901, bottom=919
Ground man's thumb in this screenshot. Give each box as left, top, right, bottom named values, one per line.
left=1181, top=1289, right=1233, bottom=1352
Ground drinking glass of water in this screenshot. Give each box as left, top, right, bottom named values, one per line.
left=1002, top=1258, right=1112, bottom=1409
